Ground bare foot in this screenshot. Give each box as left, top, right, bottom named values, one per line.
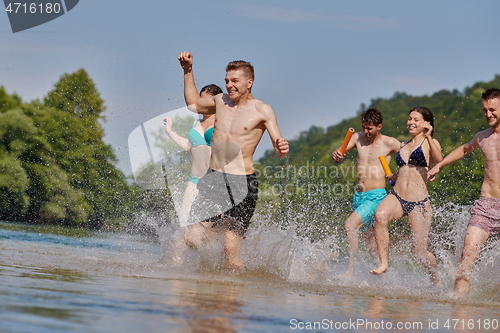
left=453, top=289, right=468, bottom=299
left=430, top=271, right=442, bottom=288
left=170, top=254, right=183, bottom=268
left=224, top=263, right=242, bottom=275
left=336, top=269, right=354, bottom=279
left=453, top=278, right=470, bottom=299
left=370, top=265, right=388, bottom=275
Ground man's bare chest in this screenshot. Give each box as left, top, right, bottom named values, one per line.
left=215, top=110, right=264, bottom=134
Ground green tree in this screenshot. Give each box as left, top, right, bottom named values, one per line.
left=0, top=87, right=22, bottom=113
left=42, top=69, right=132, bottom=227
left=1, top=71, right=139, bottom=228
left=19, top=102, right=90, bottom=225
left=44, top=69, right=105, bottom=117
left=0, top=109, right=34, bottom=219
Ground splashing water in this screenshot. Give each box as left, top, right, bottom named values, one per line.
left=150, top=199, right=500, bottom=305
left=2, top=210, right=500, bottom=333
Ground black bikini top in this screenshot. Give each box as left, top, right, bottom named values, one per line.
left=395, top=140, right=428, bottom=168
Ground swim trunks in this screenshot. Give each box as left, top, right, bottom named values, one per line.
left=389, top=189, right=429, bottom=216
left=188, top=169, right=259, bottom=236
left=352, top=188, right=387, bottom=232
left=469, top=196, right=500, bottom=235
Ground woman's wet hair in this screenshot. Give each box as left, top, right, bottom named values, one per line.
left=200, top=84, right=223, bottom=96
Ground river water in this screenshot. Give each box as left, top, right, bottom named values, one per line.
left=1, top=212, right=499, bottom=333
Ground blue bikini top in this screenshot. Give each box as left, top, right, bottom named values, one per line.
left=204, top=127, right=214, bottom=145
left=188, top=120, right=213, bottom=147
left=395, top=140, right=428, bottom=168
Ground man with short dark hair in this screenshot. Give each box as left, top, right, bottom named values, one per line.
left=332, top=107, right=400, bottom=277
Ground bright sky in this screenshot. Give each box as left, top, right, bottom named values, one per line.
left=1, top=0, right=499, bottom=176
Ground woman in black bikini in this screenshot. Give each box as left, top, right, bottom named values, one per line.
left=370, top=107, right=443, bottom=286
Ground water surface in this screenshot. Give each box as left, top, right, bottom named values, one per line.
left=1, top=220, right=499, bottom=333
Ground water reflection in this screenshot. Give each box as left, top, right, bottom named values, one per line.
left=175, top=281, right=243, bottom=333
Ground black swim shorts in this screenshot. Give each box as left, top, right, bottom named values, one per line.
left=188, top=169, right=259, bottom=235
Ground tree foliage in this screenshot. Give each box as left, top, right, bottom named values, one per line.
left=0, top=69, right=137, bottom=228
left=257, top=74, right=500, bottom=225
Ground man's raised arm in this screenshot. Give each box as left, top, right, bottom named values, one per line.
left=178, top=51, right=200, bottom=107
left=427, top=137, right=478, bottom=181
left=178, top=51, right=217, bottom=114
left=193, top=96, right=216, bottom=114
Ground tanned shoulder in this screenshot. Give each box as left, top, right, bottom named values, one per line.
left=390, top=136, right=401, bottom=149
left=471, top=128, right=493, bottom=149
left=254, top=100, right=275, bottom=119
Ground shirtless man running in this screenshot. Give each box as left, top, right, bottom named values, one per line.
left=332, top=107, right=400, bottom=277
left=428, top=87, right=500, bottom=298
left=179, top=52, right=289, bottom=272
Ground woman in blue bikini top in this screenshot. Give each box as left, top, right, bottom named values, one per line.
left=188, top=119, right=214, bottom=149
left=370, top=106, right=443, bottom=286
left=164, top=107, right=216, bottom=185
left=164, top=84, right=223, bottom=227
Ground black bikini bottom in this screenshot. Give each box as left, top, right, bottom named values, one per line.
left=389, top=189, right=429, bottom=216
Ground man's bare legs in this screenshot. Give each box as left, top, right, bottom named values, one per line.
left=363, top=227, right=378, bottom=261
left=184, top=222, right=215, bottom=248
left=340, top=212, right=363, bottom=277
left=370, top=194, right=403, bottom=275
left=170, top=222, right=215, bottom=265
left=454, top=226, right=490, bottom=298
left=174, top=221, right=244, bottom=273
left=223, top=230, right=243, bottom=273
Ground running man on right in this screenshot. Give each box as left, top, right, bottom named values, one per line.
left=332, top=107, right=400, bottom=277
left=427, top=87, right=500, bottom=298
